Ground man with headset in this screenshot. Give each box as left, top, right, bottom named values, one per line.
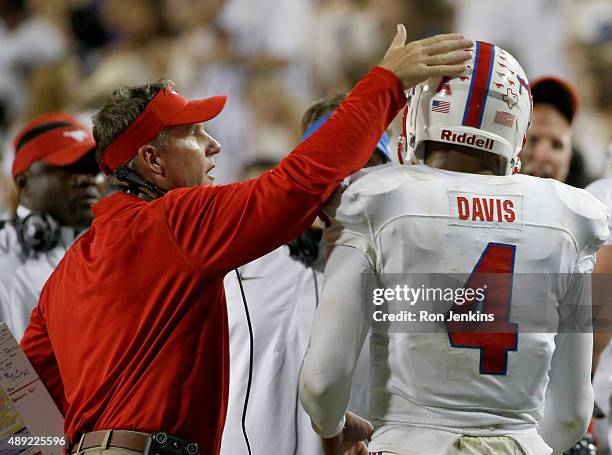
left=0, top=112, right=101, bottom=341
left=21, top=29, right=473, bottom=455
left=221, top=92, right=392, bottom=455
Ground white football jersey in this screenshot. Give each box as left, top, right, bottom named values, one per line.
left=323, top=164, right=609, bottom=443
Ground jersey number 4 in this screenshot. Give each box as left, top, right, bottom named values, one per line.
left=446, top=242, right=518, bottom=375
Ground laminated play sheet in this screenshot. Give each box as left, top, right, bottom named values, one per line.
left=0, top=323, right=63, bottom=455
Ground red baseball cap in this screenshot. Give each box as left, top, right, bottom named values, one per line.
left=99, top=88, right=227, bottom=175
left=531, top=76, right=579, bottom=124
left=12, top=112, right=96, bottom=177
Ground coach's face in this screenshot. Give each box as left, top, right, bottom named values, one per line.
left=161, top=123, right=220, bottom=188
left=521, top=104, right=572, bottom=182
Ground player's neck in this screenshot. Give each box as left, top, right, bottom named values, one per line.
left=424, top=150, right=501, bottom=175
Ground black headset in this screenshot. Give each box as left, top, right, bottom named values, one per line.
left=287, top=228, right=322, bottom=268
left=115, top=166, right=167, bottom=198
left=0, top=212, right=62, bottom=255
left=8, top=119, right=84, bottom=255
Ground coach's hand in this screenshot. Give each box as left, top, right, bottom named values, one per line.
left=320, top=412, right=373, bottom=455
left=379, top=25, right=474, bottom=90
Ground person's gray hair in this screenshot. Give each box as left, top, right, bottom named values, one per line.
left=92, top=79, right=175, bottom=166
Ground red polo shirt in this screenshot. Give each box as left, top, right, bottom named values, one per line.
left=21, top=67, right=405, bottom=453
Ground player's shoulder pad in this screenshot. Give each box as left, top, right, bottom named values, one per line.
left=323, top=163, right=406, bottom=225
left=552, top=178, right=610, bottom=246
left=322, top=164, right=410, bottom=259
left=344, top=163, right=410, bottom=195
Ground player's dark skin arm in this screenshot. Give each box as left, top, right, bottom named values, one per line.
left=319, top=412, right=372, bottom=455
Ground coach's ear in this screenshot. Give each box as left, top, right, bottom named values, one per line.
left=137, top=144, right=164, bottom=176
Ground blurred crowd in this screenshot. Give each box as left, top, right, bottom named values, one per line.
left=0, top=0, right=610, bottom=215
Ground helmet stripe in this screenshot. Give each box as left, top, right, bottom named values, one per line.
left=462, top=41, right=496, bottom=128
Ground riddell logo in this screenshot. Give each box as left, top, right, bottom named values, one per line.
left=440, top=130, right=494, bottom=150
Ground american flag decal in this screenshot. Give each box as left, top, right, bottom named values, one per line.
left=494, top=110, right=515, bottom=127
left=432, top=99, right=450, bottom=113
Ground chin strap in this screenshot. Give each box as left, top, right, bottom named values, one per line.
left=509, top=156, right=521, bottom=175
left=397, top=106, right=409, bottom=164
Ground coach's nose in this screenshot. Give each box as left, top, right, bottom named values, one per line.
left=205, top=132, right=221, bottom=157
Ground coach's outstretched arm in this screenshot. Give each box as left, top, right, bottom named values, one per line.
left=164, top=30, right=473, bottom=273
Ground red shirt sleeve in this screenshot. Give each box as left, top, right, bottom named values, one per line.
left=21, top=295, right=68, bottom=415
left=163, top=67, right=405, bottom=274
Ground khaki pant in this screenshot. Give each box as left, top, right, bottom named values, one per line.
left=372, top=435, right=526, bottom=455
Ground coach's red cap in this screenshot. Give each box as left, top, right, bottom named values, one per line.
left=12, top=112, right=96, bottom=177
left=99, top=88, right=227, bottom=175
left=531, top=76, right=579, bottom=124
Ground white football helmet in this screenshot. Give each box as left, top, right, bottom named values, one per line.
left=398, top=41, right=532, bottom=175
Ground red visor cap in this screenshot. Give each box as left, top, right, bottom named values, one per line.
left=99, top=89, right=227, bottom=175
left=12, top=112, right=96, bottom=177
